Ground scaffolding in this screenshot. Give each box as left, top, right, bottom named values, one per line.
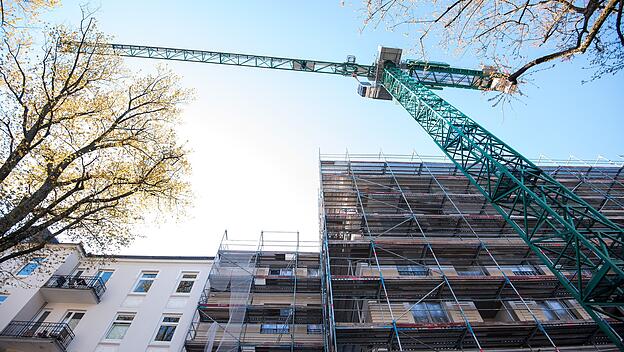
left=319, top=153, right=624, bottom=351
left=185, top=153, right=623, bottom=351
left=185, top=231, right=323, bottom=352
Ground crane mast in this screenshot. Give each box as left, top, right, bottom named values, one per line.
left=72, top=42, right=624, bottom=349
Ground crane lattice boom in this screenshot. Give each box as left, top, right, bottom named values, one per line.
left=70, top=42, right=512, bottom=93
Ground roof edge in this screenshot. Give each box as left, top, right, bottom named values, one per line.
left=49, top=242, right=213, bottom=261
left=88, top=254, right=214, bottom=260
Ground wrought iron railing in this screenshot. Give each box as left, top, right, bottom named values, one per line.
left=0, top=321, right=74, bottom=350
left=43, top=275, right=106, bottom=300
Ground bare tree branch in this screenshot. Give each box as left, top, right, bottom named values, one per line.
left=362, top=0, right=624, bottom=88
left=508, top=0, right=619, bottom=83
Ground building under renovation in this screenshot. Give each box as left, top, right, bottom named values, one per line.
left=183, top=153, right=623, bottom=351
left=319, top=154, right=624, bottom=352
left=184, top=231, right=323, bottom=351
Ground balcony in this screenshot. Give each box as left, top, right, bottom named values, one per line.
left=0, top=321, right=74, bottom=352
left=40, top=275, right=106, bottom=303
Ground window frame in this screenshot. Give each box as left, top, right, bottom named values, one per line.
left=60, top=310, right=86, bottom=331
left=153, top=314, right=182, bottom=343
left=0, top=293, right=8, bottom=304
left=174, top=271, right=199, bottom=295
left=307, top=324, right=322, bottom=334
left=411, top=302, right=448, bottom=323
left=280, top=268, right=293, bottom=276
left=72, top=268, right=86, bottom=277
left=96, top=270, right=114, bottom=284
left=397, top=265, right=429, bottom=276
left=307, top=268, right=320, bottom=277
left=103, top=312, right=136, bottom=341
left=510, top=265, right=537, bottom=276
left=16, top=257, right=45, bottom=277
left=543, top=300, right=575, bottom=321
left=456, top=267, right=486, bottom=276
left=132, top=271, right=158, bottom=294
left=260, top=323, right=290, bottom=334
left=268, top=268, right=293, bottom=276
left=27, top=308, right=52, bottom=335
left=536, top=301, right=558, bottom=321
left=34, top=308, right=52, bottom=322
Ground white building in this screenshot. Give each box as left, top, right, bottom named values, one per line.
left=0, top=243, right=212, bottom=352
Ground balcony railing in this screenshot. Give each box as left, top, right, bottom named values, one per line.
left=0, top=321, right=74, bottom=350
left=43, top=275, right=106, bottom=301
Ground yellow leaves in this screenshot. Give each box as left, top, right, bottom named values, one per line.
left=0, top=18, right=193, bottom=257
left=0, top=0, right=58, bottom=26
left=1, top=0, right=59, bottom=44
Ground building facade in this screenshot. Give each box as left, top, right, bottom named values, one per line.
left=0, top=243, right=212, bottom=352
left=319, top=154, right=624, bottom=351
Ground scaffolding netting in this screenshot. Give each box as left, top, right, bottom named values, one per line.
left=205, top=250, right=255, bottom=352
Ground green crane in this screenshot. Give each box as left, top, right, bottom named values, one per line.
left=74, top=42, right=624, bottom=349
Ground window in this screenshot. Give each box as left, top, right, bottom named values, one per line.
left=105, top=313, right=135, bottom=340
left=175, top=272, right=198, bottom=293
left=61, top=311, right=85, bottom=330
left=539, top=300, right=574, bottom=321
left=307, top=324, right=322, bottom=334
left=154, top=315, right=180, bottom=342
left=0, top=294, right=8, bottom=304
left=537, top=301, right=557, bottom=320
left=411, top=302, right=448, bottom=323
left=307, top=268, right=320, bottom=277
left=133, top=271, right=158, bottom=293
left=269, top=268, right=293, bottom=276
left=509, top=265, right=537, bottom=276
left=513, top=265, right=537, bottom=276
left=25, top=308, right=52, bottom=336
left=280, top=308, right=292, bottom=317
left=34, top=309, right=52, bottom=322
left=96, top=270, right=114, bottom=284
left=397, top=265, right=429, bottom=276
left=547, top=301, right=574, bottom=320
left=260, top=324, right=289, bottom=334
left=16, top=257, right=44, bottom=276
left=456, top=267, right=486, bottom=276
left=27, top=309, right=51, bottom=335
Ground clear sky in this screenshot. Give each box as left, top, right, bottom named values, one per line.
left=45, top=1, right=623, bottom=256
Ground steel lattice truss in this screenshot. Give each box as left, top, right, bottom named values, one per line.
left=407, top=65, right=490, bottom=90
left=98, top=43, right=375, bottom=76
left=74, top=43, right=495, bottom=91
left=381, top=65, right=624, bottom=348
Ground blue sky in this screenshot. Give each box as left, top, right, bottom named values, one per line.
left=46, top=1, right=623, bottom=256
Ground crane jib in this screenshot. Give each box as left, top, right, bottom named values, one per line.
left=67, top=42, right=505, bottom=91
left=106, top=43, right=376, bottom=77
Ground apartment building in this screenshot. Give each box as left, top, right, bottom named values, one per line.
left=0, top=243, right=212, bottom=352
left=184, top=231, right=324, bottom=351
left=319, top=154, right=624, bottom=351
